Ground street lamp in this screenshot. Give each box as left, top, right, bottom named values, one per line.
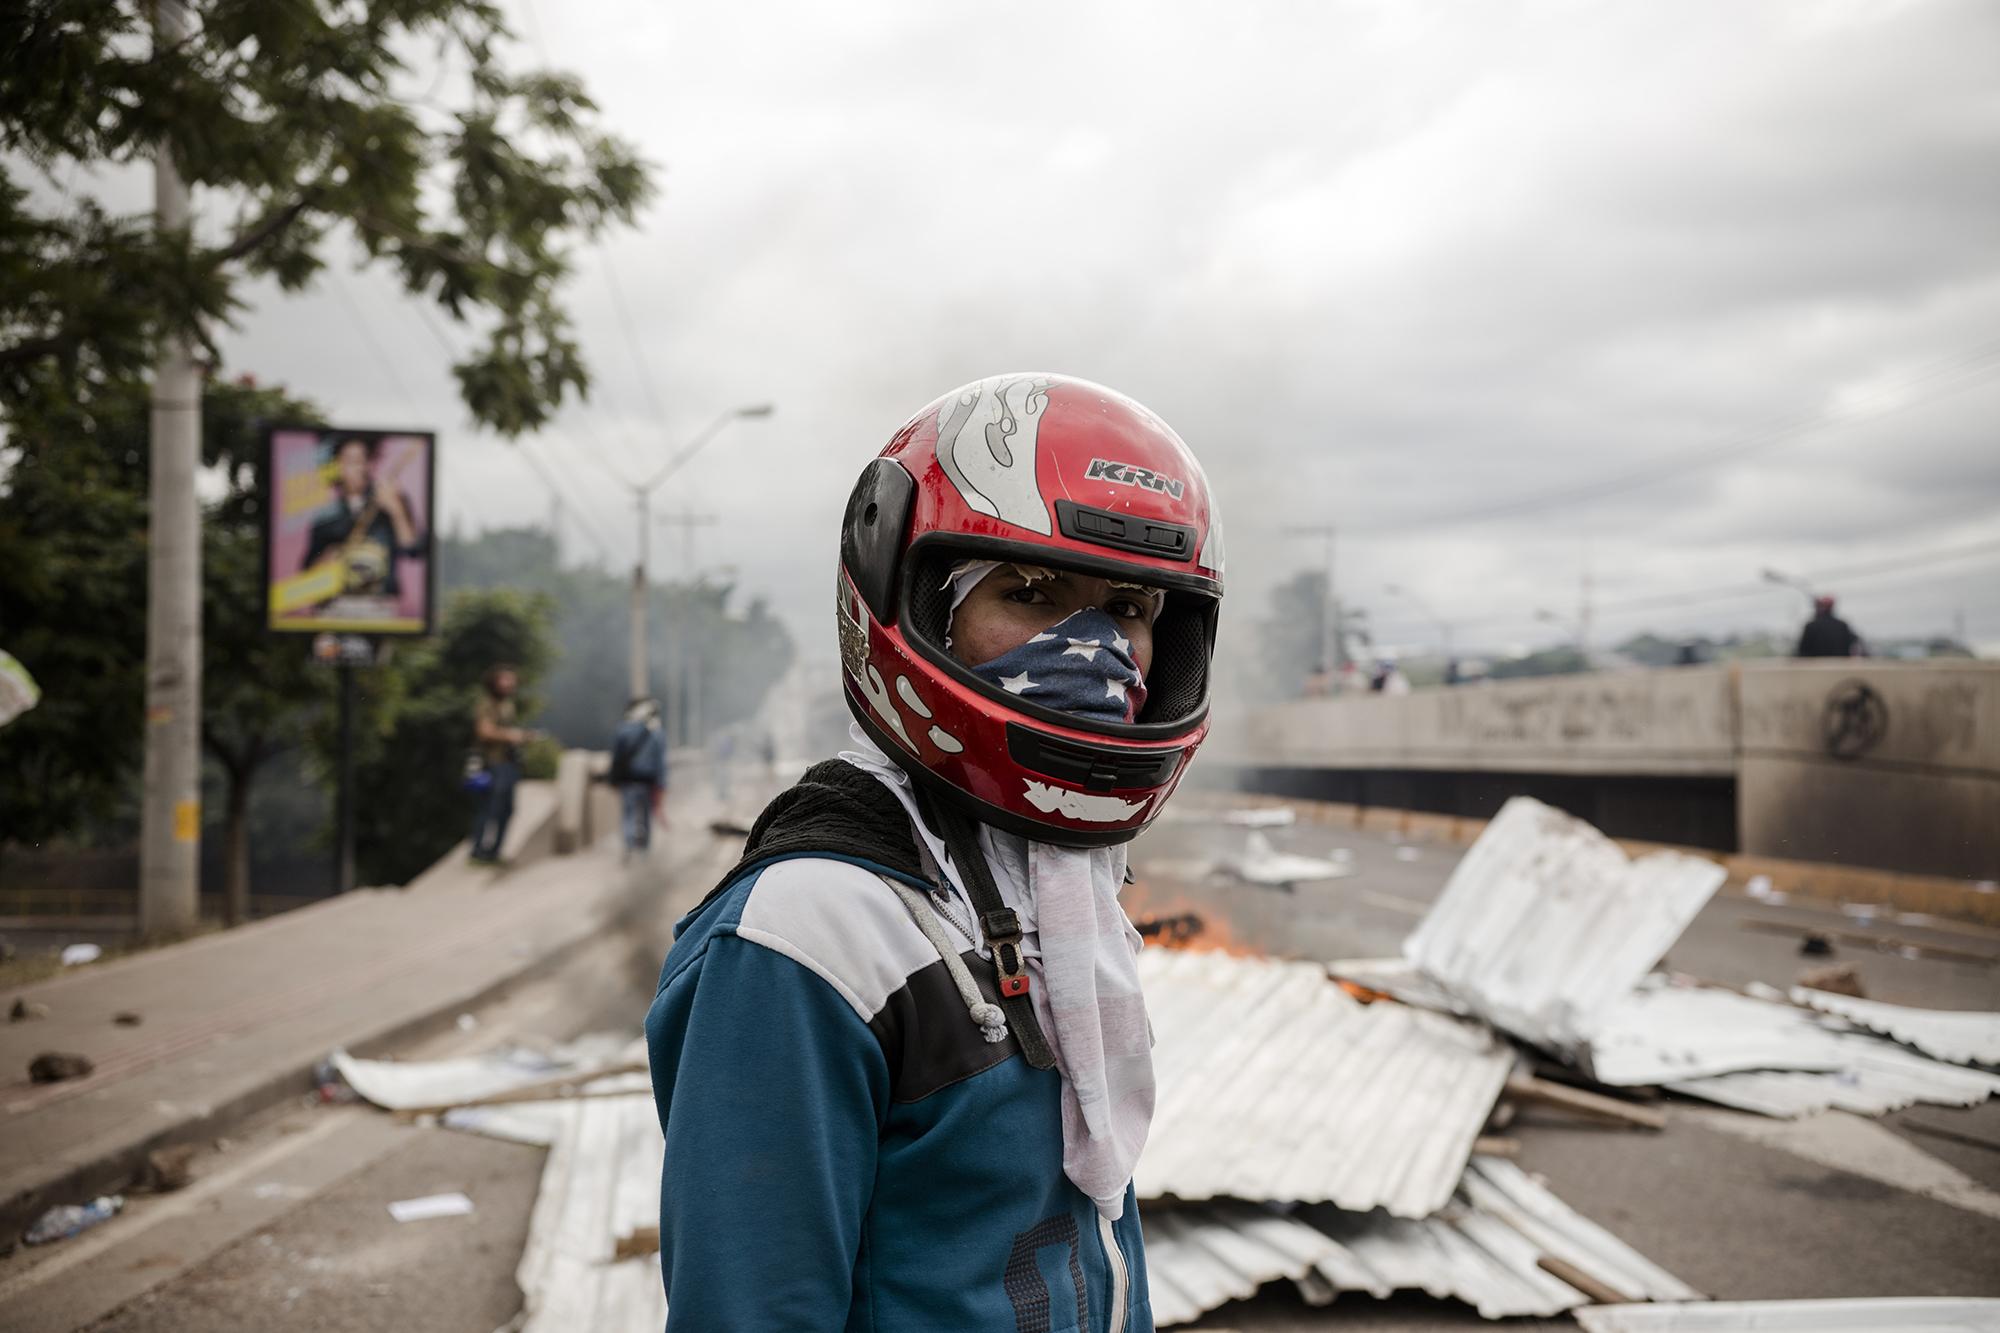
left=1761, top=567, right=1818, bottom=608
left=628, top=404, right=774, bottom=698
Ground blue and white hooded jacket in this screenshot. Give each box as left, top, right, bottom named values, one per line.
left=645, top=761, right=1151, bottom=1332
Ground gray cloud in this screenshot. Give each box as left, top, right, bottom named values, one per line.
left=216, top=0, right=2000, bottom=662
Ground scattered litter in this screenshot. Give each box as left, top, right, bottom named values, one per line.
left=1577, top=1296, right=2000, bottom=1331
left=455, top=1013, right=478, bottom=1032
left=1393, top=846, right=1421, bottom=862
left=23, top=1194, right=122, bottom=1245
left=113, top=1011, right=143, bottom=1027
left=10, top=997, right=49, bottom=1022
left=1800, top=933, right=1834, bottom=957
left=28, top=1051, right=94, bottom=1083
left=1840, top=903, right=1883, bottom=924
left=1742, top=918, right=1996, bottom=967
left=329, top=1032, right=639, bottom=1114
left=59, top=943, right=103, bottom=967
left=252, top=1182, right=312, bottom=1201
left=1214, top=831, right=1357, bottom=890
left=140, top=1144, right=197, bottom=1193
left=1743, top=874, right=1774, bottom=899
left=1795, top=963, right=1865, bottom=998
left=312, top=1056, right=360, bottom=1105
left=387, top=1191, right=475, bottom=1222
left=612, top=1224, right=661, bottom=1262
left=1975, top=881, right=1997, bottom=895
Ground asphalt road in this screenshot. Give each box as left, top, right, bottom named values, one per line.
left=9, top=794, right=1998, bottom=1331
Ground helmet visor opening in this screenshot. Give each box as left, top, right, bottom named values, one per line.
left=903, top=544, right=1216, bottom=734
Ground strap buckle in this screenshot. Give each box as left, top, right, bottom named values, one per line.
left=981, top=908, right=1031, bottom=998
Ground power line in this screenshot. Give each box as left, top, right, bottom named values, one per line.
left=328, top=269, right=422, bottom=414
left=517, top=436, right=612, bottom=559
left=1390, top=338, right=2000, bottom=530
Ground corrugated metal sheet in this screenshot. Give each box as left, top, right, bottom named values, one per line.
left=1792, top=988, right=2000, bottom=1068
left=510, top=1089, right=665, bottom=1333
left=1585, top=984, right=1849, bottom=1086
left=1668, top=1037, right=2000, bottom=1118
left=1577, top=1297, right=2000, bottom=1331
left=1137, top=948, right=1513, bottom=1218
left=1401, top=797, right=1726, bottom=1052
left=1144, top=1157, right=1699, bottom=1327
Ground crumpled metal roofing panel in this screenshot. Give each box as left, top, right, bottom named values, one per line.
left=1585, top=984, right=1849, bottom=1086
left=1577, top=1297, right=2000, bottom=1331
left=511, top=1089, right=666, bottom=1333
left=1668, top=1037, right=2000, bottom=1118
left=1144, top=1158, right=1699, bottom=1327
left=1137, top=948, right=1513, bottom=1218
left=1401, top=797, right=1726, bottom=1052
left=1792, top=988, right=2000, bottom=1068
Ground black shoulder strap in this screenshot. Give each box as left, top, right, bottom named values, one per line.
left=921, top=792, right=1058, bottom=1071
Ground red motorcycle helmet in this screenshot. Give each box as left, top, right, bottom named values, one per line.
left=838, top=373, right=1224, bottom=847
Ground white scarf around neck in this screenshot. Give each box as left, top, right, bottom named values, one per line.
left=840, top=727, right=1155, bottom=1219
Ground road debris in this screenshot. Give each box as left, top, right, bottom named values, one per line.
left=1791, top=987, right=2000, bottom=1067
left=28, top=1051, right=94, bottom=1083
left=1795, top=962, right=1865, bottom=997
left=1576, top=1296, right=2000, bottom=1331
left=140, top=1144, right=197, bottom=1193
left=1213, top=830, right=1357, bottom=890
left=112, top=1010, right=143, bottom=1026
left=1144, top=1157, right=1699, bottom=1327
left=1137, top=948, right=1512, bottom=1217
left=387, top=1192, right=475, bottom=1222
left=59, top=943, right=103, bottom=967
left=9, top=997, right=49, bottom=1022
left=23, top=1194, right=122, bottom=1245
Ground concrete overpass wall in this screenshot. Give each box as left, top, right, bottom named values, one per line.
left=1737, top=660, right=1999, bottom=881
left=1221, top=660, right=2000, bottom=880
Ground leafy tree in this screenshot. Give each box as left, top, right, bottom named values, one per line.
left=0, top=0, right=653, bottom=434
left=327, top=586, right=556, bottom=885
left=0, top=372, right=333, bottom=916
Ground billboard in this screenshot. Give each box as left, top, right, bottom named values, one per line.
left=264, top=426, right=436, bottom=635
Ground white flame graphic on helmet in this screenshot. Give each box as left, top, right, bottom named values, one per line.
left=935, top=375, right=1054, bottom=535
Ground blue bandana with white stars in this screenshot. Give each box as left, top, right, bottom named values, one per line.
left=968, top=608, right=1148, bottom=723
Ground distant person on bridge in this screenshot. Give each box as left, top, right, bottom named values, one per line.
left=610, top=696, right=667, bottom=862
left=468, top=666, right=532, bottom=866
left=646, top=374, right=1225, bottom=1331
left=1796, top=595, right=1866, bottom=658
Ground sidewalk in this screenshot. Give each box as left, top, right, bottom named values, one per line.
left=0, top=780, right=624, bottom=1241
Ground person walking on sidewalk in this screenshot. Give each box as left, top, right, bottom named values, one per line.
left=469, top=665, right=531, bottom=866
left=646, top=374, right=1226, bottom=1331
left=611, top=696, right=668, bottom=861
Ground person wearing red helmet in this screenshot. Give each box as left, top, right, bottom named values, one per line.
left=645, top=374, right=1222, bottom=1332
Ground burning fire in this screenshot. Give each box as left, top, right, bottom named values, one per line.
left=1123, top=873, right=1262, bottom=957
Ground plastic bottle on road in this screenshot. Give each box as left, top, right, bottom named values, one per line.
left=23, top=1194, right=123, bottom=1245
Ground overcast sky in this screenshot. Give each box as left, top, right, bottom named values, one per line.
left=214, top=0, right=2000, bottom=663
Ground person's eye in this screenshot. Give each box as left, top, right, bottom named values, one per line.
left=1003, top=585, right=1048, bottom=606
left=1108, top=597, right=1149, bottom=621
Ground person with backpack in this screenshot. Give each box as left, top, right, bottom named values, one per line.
left=610, top=696, right=667, bottom=861
left=645, top=374, right=1225, bottom=1331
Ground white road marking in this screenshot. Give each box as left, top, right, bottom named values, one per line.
left=1683, top=1106, right=2000, bottom=1221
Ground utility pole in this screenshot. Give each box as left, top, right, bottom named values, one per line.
left=139, top=0, right=202, bottom=937
left=621, top=404, right=772, bottom=702
left=656, top=510, right=717, bottom=746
